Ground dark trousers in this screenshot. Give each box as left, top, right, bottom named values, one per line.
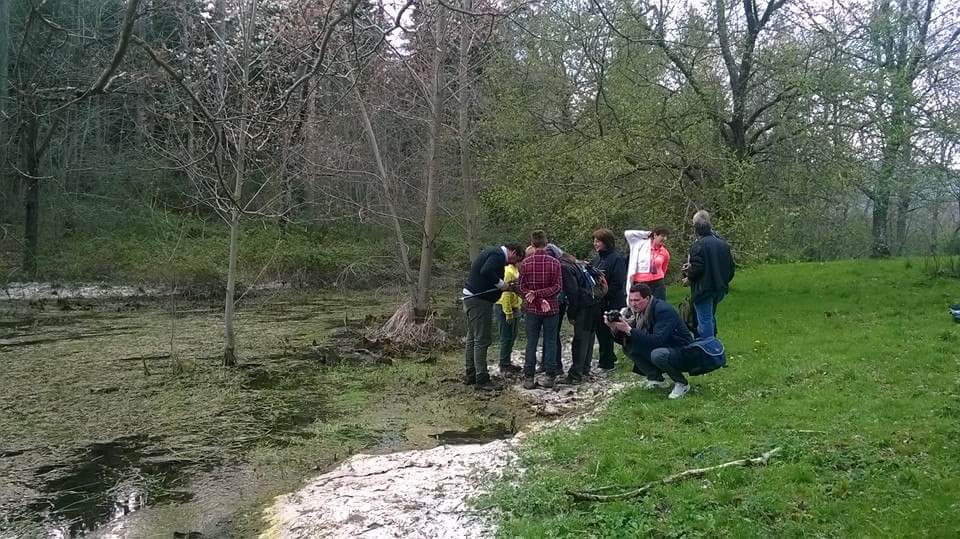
left=463, top=297, right=493, bottom=381
left=569, top=303, right=599, bottom=378
left=646, top=279, right=666, bottom=300
left=595, top=309, right=619, bottom=369
left=630, top=346, right=688, bottom=385
left=554, top=303, right=567, bottom=369
left=524, top=312, right=560, bottom=376
left=495, top=304, right=519, bottom=367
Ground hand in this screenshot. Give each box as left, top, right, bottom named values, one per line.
left=524, top=292, right=535, bottom=304
left=610, top=320, right=631, bottom=334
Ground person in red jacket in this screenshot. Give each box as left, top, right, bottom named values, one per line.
left=631, top=226, right=671, bottom=300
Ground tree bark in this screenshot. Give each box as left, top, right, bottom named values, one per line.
left=20, top=100, right=40, bottom=275
left=414, top=10, right=448, bottom=321
left=354, top=85, right=416, bottom=299
left=0, top=0, right=9, bottom=196
left=871, top=193, right=891, bottom=258
left=457, top=2, right=480, bottom=263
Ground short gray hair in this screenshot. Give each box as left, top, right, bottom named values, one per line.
left=693, top=210, right=711, bottom=227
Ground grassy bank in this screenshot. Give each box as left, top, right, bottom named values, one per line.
left=484, top=259, right=960, bottom=537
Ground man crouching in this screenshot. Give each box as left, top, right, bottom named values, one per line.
left=605, top=283, right=694, bottom=399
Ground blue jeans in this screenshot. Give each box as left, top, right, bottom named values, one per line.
left=495, top=304, right=519, bottom=367
left=630, top=346, right=688, bottom=385
left=693, top=291, right=725, bottom=338
left=524, top=312, right=560, bottom=376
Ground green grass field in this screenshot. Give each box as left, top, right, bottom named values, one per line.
left=484, top=259, right=960, bottom=537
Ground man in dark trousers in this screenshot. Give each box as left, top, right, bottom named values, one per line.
left=591, top=228, right=628, bottom=371
left=682, top=210, right=735, bottom=338
left=519, top=231, right=563, bottom=389
left=462, top=243, right=524, bottom=390
left=606, top=283, right=695, bottom=399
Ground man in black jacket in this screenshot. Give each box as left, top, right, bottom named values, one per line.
left=683, top=211, right=735, bottom=338
left=606, top=283, right=695, bottom=399
left=462, top=243, right=524, bottom=390
left=591, top=229, right=628, bottom=371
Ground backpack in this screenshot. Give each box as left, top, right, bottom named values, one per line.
left=678, top=296, right=698, bottom=335
left=677, top=337, right=726, bottom=376
left=577, top=262, right=608, bottom=305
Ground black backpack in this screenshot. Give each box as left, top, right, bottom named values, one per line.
left=577, top=262, right=608, bottom=305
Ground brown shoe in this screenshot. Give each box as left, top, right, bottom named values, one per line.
left=541, top=375, right=556, bottom=388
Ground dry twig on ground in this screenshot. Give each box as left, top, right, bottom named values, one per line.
left=569, top=447, right=783, bottom=502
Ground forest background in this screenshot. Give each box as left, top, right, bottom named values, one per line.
left=2, top=0, right=959, bottom=349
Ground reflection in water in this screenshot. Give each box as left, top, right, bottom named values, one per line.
left=25, top=436, right=194, bottom=537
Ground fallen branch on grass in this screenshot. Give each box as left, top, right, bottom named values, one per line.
left=568, top=446, right=782, bottom=502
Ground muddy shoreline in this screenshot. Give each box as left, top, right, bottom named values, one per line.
left=0, top=289, right=549, bottom=537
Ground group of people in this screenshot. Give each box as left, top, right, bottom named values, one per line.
left=461, top=210, right=735, bottom=399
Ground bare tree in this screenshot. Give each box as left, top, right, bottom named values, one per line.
left=9, top=0, right=141, bottom=275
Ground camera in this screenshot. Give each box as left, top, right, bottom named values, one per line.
left=604, top=309, right=622, bottom=322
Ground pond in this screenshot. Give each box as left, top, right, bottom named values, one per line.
left=0, top=289, right=531, bottom=537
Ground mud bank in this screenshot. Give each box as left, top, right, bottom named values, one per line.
left=262, top=359, right=631, bottom=539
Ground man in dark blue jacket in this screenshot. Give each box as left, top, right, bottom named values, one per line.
left=606, top=283, right=695, bottom=399
left=462, top=243, right=524, bottom=390
left=590, top=229, right=628, bottom=371
left=682, top=211, right=735, bottom=338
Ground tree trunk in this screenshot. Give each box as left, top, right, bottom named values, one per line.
left=20, top=102, right=40, bottom=275
left=457, top=2, right=480, bottom=263
left=223, top=181, right=242, bottom=366
left=354, top=85, right=416, bottom=299
left=894, top=189, right=911, bottom=256
left=414, top=11, right=447, bottom=321
left=871, top=193, right=891, bottom=258
left=0, top=0, right=9, bottom=210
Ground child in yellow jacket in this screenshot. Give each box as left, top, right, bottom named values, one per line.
left=495, top=264, right=522, bottom=373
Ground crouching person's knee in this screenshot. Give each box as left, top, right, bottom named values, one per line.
left=650, top=348, right=673, bottom=370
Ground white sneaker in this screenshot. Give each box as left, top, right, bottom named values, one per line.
left=668, top=383, right=690, bottom=399
left=642, top=379, right=671, bottom=390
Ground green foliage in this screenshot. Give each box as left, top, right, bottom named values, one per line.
left=481, top=259, right=960, bottom=537
left=14, top=194, right=401, bottom=287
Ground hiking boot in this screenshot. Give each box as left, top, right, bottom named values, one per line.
left=541, top=375, right=556, bottom=388
left=522, top=376, right=537, bottom=390
left=668, top=383, right=690, bottom=399
left=500, top=364, right=522, bottom=375
left=562, top=374, right=583, bottom=385
left=641, top=379, right=671, bottom=390
left=462, top=375, right=477, bottom=385
left=475, top=379, right=502, bottom=392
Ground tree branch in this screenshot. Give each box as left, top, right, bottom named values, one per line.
left=569, top=447, right=783, bottom=502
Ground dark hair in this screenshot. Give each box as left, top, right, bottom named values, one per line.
left=530, top=230, right=547, bottom=248
left=504, top=243, right=525, bottom=260
left=593, top=228, right=616, bottom=250
left=652, top=226, right=671, bottom=237
left=629, top=283, right=652, bottom=298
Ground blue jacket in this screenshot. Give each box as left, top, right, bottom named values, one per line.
left=623, top=298, right=693, bottom=356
